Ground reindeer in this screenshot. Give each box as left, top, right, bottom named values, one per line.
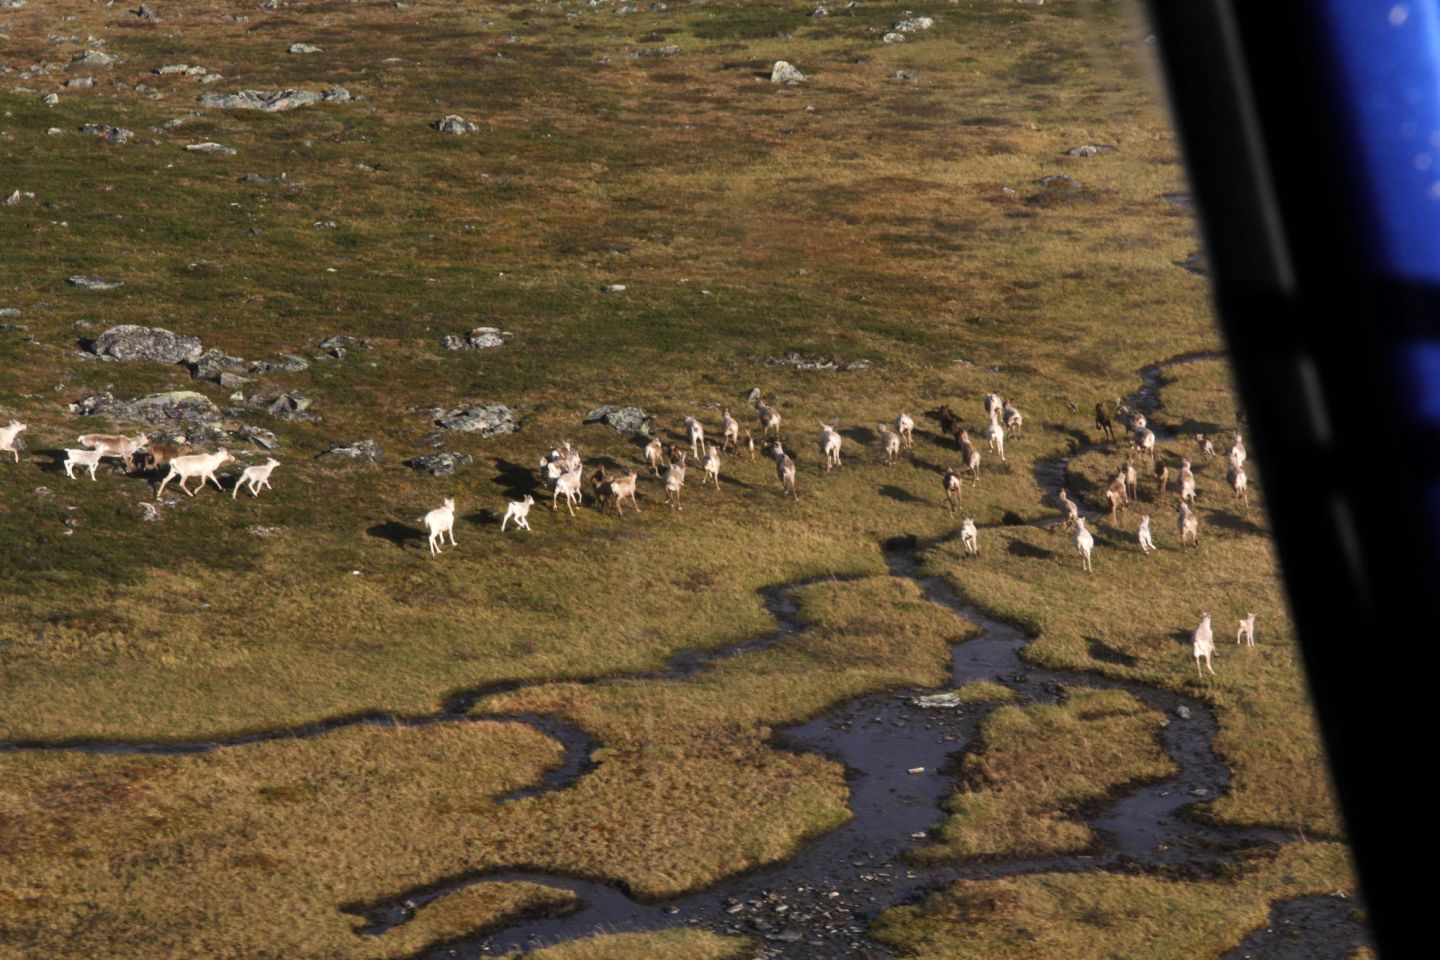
left=1057, top=488, right=1079, bottom=530
left=720, top=408, right=740, bottom=451
left=423, top=497, right=457, bottom=555
left=156, top=449, right=232, bottom=498
left=942, top=466, right=963, bottom=515
left=0, top=420, right=26, bottom=463
left=702, top=445, right=721, bottom=490
left=770, top=441, right=798, bottom=501
left=1236, top=612, right=1256, bottom=647
left=819, top=422, right=842, bottom=473
left=663, top=451, right=687, bottom=509
left=501, top=495, right=535, bottom=532
left=231, top=458, right=279, bottom=498
left=895, top=412, right=914, bottom=451
left=685, top=416, right=705, bottom=459
left=1094, top=403, right=1114, bottom=442
left=960, top=518, right=979, bottom=556
left=878, top=423, right=901, bottom=465
left=608, top=470, right=642, bottom=516
left=644, top=438, right=665, bottom=476
left=755, top=396, right=782, bottom=442
left=1193, top=612, right=1216, bottom=677
left=959, top=429, right=981, bottom=482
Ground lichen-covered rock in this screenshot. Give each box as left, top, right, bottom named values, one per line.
left=406, top=452, right=473, bottom=476
left=321, top=439, right=381, bottom=462
left=90, top=325, right=203, bottom=364
left=70, top=390, right=220, bottom=424
left=79, top=123, right=132, bottom=143
left=443, top=327, right=509, bottom=350
left=67, top=274, right=124, bottom=289
left=191, top=348, right=247, bottom=380
left=432, top=114, right=479, bottom=134
left=435, top=403, right=518, bottom=436
left=584, top=405, right=652, bottom=435
left=770, top=61, right=806, bottom=85
left=69, top=50, right=117, bottom=70
left=199, top=86, right=350, bottom=111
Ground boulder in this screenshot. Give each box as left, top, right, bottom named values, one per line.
left=67, top=275, right=124, bottom=290
left=199, top=86, right=351, bottom=112
left=770, top=61, right=806, bottom=85
left=69, top=50, right=117, bottom=70
left=435, top=403, right=518, bottom=437
left=406, top=452, right=473, bottom=476
left=443, top=326, right=508, bottom=350
left=893, top=16, right=934, bottom=32
left=79, top=124, right=133, bottom=144
left=321, top=439, right=381, bottom=462
left=90, top=324, right=203, bottom=364
left=317, top=334, right=370, bottom=353
left=185, top=141, right=236, bottom=155
left=190, top=348, right=247, bottom=379
left=1066, top=144, right=1114, bottom=158
left=432, top=114, right=479, bottom=134
left=288, top=43, right=323, bottom=54
left=584, top=405, right=652, bottom=435
left=70, top=390, right=220, bottom=424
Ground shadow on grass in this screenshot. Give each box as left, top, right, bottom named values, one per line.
left=1205, top=508, right=1267, bottom=537
left=1007, top=539, right=1054, bottom=559
left=1086, top=637, right=1138, bottom=667
left=878, top=484, right=923, bottom=504
left=367, top=521, right=424, bottom=548
left=493, top=459, right=540, bottom=499
left=842, top=425, right=877, bottom=446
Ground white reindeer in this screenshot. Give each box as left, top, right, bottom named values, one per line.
left=720, top=408, right=740, bottom=451
left=644, top=438, right=665, bottom=476
left=1229, top=432, right=1247, bottom=468
left=1236, top=612, right=1256, bottom=647
left=878, top=424, right=900, bottom=465
left=1002, top=398, right=1023, bottom=438
left=896, top=412, right=914, bottom=451
left=78, top=432, right=150, bottom=473
left=685, top=416, right=705, bottom=459
left=983, top=393, right=1003, bottom=421
left=0, top=420, right=25, bottom=463
left=960, top=517, right=979, bottom=556
left=552, top=467, right=583, bottom=516
left=1074, top=516, right=1095, bottom=573
left=231, top=458, right=279, bottom=498
left=423, top=497, right=457, bottom=555
left=819, top=423, right=842, bottom=472
left=1178, top=499, right=1199, bottom=548
left=608, top=470, right=642, bottom=516
left=1134, top=427, right=1156, bottom=463
left=983, top=412, right=1006, bottom=462
left=1138, top=513, right=1156, bottom=554
left=664, top=451, right=687, bottom=509
left=501, top=494, right=535, bottom=532
left=1179, top=457, right=1196, bottom=504
left=64, top=447, right=105, bottom=480
left=1057, top=488, right=1079, bottom=530
left=771, top=441, right=798, bottom=500
left=1196, top=434, right=1216, bottom=461
left=959, top=429, right=981, bottom=482
left=1229, top=462, right=1249, bottom=508
left=156, top=449, right=232, bottom=498
left=702, top=445, right=721, bottom=490
left=1193, top=612, right=1216, bottom=677
left=755, top=397, right=782, bottom=441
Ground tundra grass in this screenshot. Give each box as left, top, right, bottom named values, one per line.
left=0, top=0, right=1349, bottom=957
left=518, top=929, right=751, bottom=960
left=913, top=688, right=1176, bottom=863
left=871, top=841, right=1355, bottom=960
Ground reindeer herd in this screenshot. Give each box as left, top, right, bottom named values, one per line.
left=2, top=387, right=1258, bottom=679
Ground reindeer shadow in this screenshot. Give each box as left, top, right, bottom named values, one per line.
left=878, top=484, right=924, bottom=504
left=464, top=509, right=501, bottom=527
left=367, top=521, right=424, bottom=548
left=1085, top=637, right=1138, bottom=667
left=842, top=425, right=878, bottom=446
left=1007, top=539, right=1054, bottom=559
left=1045, top=422, right=1091, bottom=450
left=493, top=458, right=539, bottom=499
left=1204, top=508, right=1267, bottom=537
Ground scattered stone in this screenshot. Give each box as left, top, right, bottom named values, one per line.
left=764, top=351, right=871, bottom=372
left=131, top=3, right=160, bottom=21
left=41, top=93, right=60, bottom=107
left=911, top=692, right=961, bottom=709
left=69, top=50, right=117, bottom=70
left=770, top=60, right=806, bottom=85
left=185, top=141, right=235, bottom=155
left=584, top=405, right=652, bottom=435
left=432, top=114, right=479, bottom=135
left=893, top=16, right=934, bottom=32
left=882, top=32, right=906, bottom=43
left=893, top=70, right=918, bottom=81
left=811, top=5, right=828, bottom=16
left=199, top=86, right=351, bottom=111
left=406, top=451, right=473, bottom=476
left=79, top=123, right=133, bottom=144
left=1066, top=144, right=1114, bottom=157
left=322, top=439, right=381, bottom=462
left=630, top=44, right=680, bottom=58
left=63, top=76, right=94, bottom=89
left=249, top=525, right=280, bottom=537
left=155, top=64, right=207, bottom=76
left=0, top=308, right=21, bottom=317
left=317, top=335, right=369, bottom=354
left=442, top=326, right=508, bottom=350
left=907, top=766, right=925, bottom=775
left=238, top=425, right=279, bottom=449
left=602, top=283, right=626, bottom=293
left=4, top=190, right=35, bottom=206
left=216, top=371, right=250, bottom=390
left=250, top=353, right=310, bottom=374
left=434, top=403, right=518, bottom=437
left=1174, top=705, right=1192, bottom=720
left=0, top=0, right=26, bottom=8
left=313, top=219, right=338, bottom=229
left=137, top=501, right=161, bottom=522
left=89, top=324, right=203, bottom=364
left=287, top=43, right=322, bottom=54
left=1034, top=174, right=1082, bottom=189
left=70, top=390, right=220, bottom=425
left=262, top=393, right=312, bottom=418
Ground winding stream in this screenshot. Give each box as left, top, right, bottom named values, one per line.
left=0, top=355, right=1371, bottom=959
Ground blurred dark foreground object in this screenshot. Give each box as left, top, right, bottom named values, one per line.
left=1147, top=2, right=1440, bottom=954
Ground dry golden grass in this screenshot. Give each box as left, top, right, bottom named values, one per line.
left=519, top=929, right=750, bottom=960
left=951, top=680, right=1019, bottom=704
left=915, top=688, right=1176, bottom=862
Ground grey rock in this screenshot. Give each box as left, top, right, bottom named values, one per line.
left=440, top=334, right=465, bottom=350
left=435, top=403, right=518, bottom=437
left=90, top=324, right=203, bottom=363
left=132, top=3, right=160, bottom=21
left=137, top=501, right=161, bottom=522
left=770, top=60, right=805, bottom=85
left=1066, top=144, right=1114, bottom=158
left=882, top=31, right=906, bottom=43
left=41, top=93, right=61, bottom=107
left=0, top=1, right=27, bottom=9
left=893, top=70, right=918, bottom=81
left=216, top=371, right=250, bottom=390
left=185, top=141, right=236, bottom=155
left=893, top=16, right=934, bottom=32
left=238, top=425, right=279, bottom=449
left=0, top=308, right=22, bottom=317
left=287, top=43, right=322, bottom=54
left=631, top=45, right=680, bottom=58
left=4, top=190, right=36, bottom=206
left=0, top=323, right=25, bottom=333
left=260, top=393, right=312, bottom=417
left=764, top=351, right=870, bottom=372
left=317, top=335, right=369, bottom=353
left=911, top=692, right=962, bottom=709
left=69, top=50, right=117, bottom=70
left=321, top=439, right=381, bottom=462
left=1161, top=193, right=1193, bottom=206
left=406, top=451, right=473, bottom=476
left=432, top=114, right=479, bottom=134
left=190, top=348, right=247, bottom=379
left=199, top=86, right=350, bottom=111
left=64, top=76, right=94, bottom=88
left=79, top=123, right=133, bottom=143
left=602, top=283, right=626, bottom=293
left=155, top=64, right=207, bottom=76
left=1034, top=174, right=1082, bottom=189
left=443, top=326, right=508, bottom=350
left=1175, top=705, right=1192, bottom=720
left=584, top=405, right=652, bottom=435
left=811, top=5, right=828, bottom=16
left=70, top=390, right=220, bottom=425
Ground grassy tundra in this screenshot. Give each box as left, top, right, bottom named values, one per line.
left=0, top=0, right=1352, bottom=957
